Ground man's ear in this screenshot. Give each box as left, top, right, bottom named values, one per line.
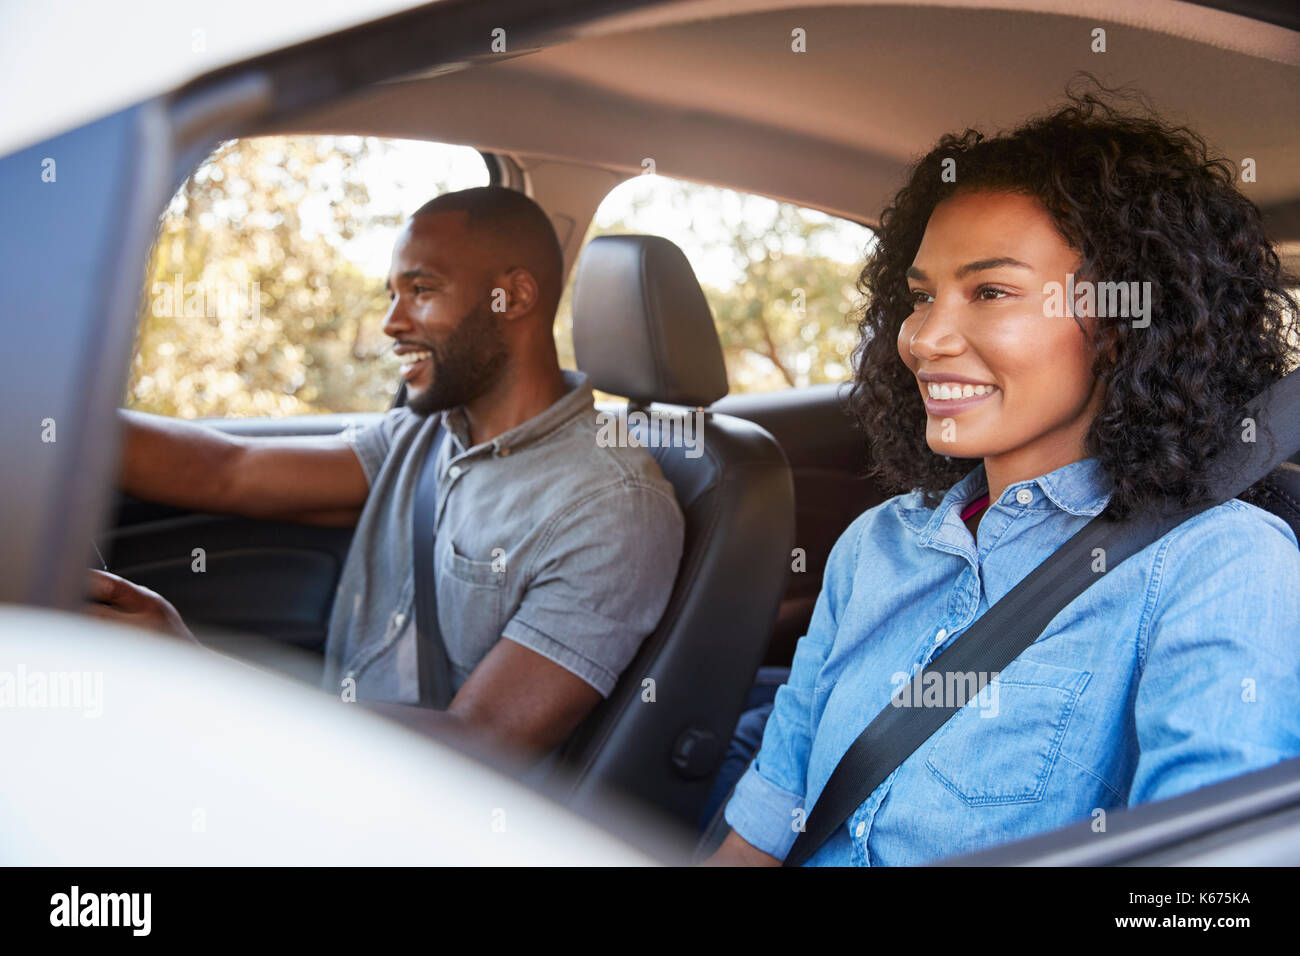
left=492, top=267, right=540, bottom=320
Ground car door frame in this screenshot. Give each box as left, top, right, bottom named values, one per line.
left=0, top=0, right=669, bottom=610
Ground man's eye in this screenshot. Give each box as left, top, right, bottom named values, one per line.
left=414, top=285, right=435, bottom=295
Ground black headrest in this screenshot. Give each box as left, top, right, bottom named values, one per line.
left=572, top=234, right=729, bottom=407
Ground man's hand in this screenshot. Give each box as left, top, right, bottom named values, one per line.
left=84, top=569, right=198, bottom=644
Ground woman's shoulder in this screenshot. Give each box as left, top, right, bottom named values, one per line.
left=823, top=490, right=924, bottom=573
left=1143, top=497, right=1300, bottom=624
left=1135, top=497, right=1300, bottom=705
left=1159, top=497, right=1299, bottom=562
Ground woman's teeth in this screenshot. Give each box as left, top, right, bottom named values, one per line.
left=927, top=382, right=997, bottom=400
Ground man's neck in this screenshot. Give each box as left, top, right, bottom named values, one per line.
left=461, top=358, right=569, bottom=448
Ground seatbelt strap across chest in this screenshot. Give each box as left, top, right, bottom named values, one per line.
left=412, top=419, right=452, bottom=710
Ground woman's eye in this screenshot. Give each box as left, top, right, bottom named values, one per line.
left=976, top=285, right=1010, bottom=300
left=909, top=289, right=933, bottom=305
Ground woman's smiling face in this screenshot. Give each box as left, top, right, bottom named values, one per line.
left=897, top=189, right=1106, bottom=490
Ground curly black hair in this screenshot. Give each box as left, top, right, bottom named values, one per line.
left=847, top=74, right=1299, bottom=520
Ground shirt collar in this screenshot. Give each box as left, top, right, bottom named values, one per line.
left=1031, top=456, right=1114, bottom=517
left=900, top=455, right=1114, bottom=544
left=442, top=369, right=593, bottom=458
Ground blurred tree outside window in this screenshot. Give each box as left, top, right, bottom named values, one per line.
left=556, top=176, right=875, bottom=393
left=129, top=135, right=489, bottom=418
left=133, top=142, right=874, bottom=419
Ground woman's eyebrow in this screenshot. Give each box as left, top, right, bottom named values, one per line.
left=907, top=257, right=1034, bottom=281
left=956, top=256, right=1033, bottom=277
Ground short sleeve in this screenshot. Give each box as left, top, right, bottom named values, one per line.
left=724, top=511, right=866, bottom=860
left=501, top=480, right=684, bottom=697
left=1129, top=500, right=1300, bottom=806
left=342, top=406, right=412, bottom=487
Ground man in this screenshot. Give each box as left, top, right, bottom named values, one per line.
left=90, top=186, right=685, bottom=760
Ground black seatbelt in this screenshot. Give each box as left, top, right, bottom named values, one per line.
left=412, top=419, right=452, bottom=710
left=783, top=370, right=1300, bottom=867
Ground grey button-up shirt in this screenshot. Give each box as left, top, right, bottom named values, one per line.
left=322, top=370, right=684, bottom=704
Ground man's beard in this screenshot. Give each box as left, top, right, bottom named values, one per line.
left=405, top=299, right=509, bottom=417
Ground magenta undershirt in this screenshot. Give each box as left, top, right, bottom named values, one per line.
left=960, top=492, right=990, bottom=521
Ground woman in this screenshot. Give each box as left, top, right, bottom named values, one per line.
left=706, top=79, right=1300, bottom=866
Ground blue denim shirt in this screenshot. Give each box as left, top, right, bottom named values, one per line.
left=725, top=456, right=1300, bottom=865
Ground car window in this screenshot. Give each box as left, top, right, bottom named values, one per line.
left=556, top=175, right=875, bottom=394
left=128, top=135, right=489, bottom=418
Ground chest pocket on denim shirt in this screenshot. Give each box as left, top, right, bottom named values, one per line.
left=924, top=657, right=1091, bottom=806
left=436, top=539, right=506, bottom=674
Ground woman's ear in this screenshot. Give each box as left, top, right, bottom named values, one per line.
left=1096, top=315, right=1120, bottom=366
left=1076, top=301, right=1118, bottom=367
left=1097, top=324, right=1120, bottom=367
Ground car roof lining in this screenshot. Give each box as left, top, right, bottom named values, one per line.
left=254, top=0, right=1300, bottom=258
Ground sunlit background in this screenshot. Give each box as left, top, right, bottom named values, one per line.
left=129, top=136, right=875, bottom=418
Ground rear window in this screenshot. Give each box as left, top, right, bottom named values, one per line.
left=556, top=174, right=875, bottom=393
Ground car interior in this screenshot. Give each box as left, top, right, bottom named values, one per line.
left=32, top=0, right=1300, bottom=856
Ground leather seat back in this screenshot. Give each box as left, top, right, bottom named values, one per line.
left=551, top=235, right=795, bottom=827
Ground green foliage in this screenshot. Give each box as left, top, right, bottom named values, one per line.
left=556, top=177, right=870, bottom=394
left=129, top=136, right=424, bottom=418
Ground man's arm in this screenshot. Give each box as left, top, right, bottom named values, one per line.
left=445, top=639, right=603, bottom=759
left=434, top=481, right=684, bottom=760
left=118, top=409, right=370, bottom=526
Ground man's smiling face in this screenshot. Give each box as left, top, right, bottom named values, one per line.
left=382, top=209, right=508, bottom=417
left=897, top=189, right=1104, bottom=472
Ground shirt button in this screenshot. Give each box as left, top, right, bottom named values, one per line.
left=855, top=821, right=866, bottom=838
left=448, top=464, right=463, bottom=480
left=393, top=613, right=406, bottom=628
left=934, top=628, right=948, bottom=644
left=1015, top=488, right=1034, bottom=504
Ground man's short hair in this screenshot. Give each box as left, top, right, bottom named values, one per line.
left=413, top=186, right=565, bottom=314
